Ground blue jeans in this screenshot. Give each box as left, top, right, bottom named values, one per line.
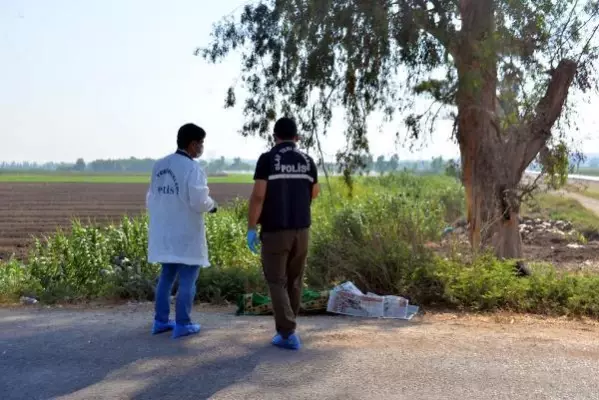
left=154, top=263, right=200, bottom=326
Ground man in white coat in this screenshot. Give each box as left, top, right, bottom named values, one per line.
left=146, top=123, right=216, bottom=339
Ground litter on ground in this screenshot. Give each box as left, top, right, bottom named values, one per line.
left=236, top=282, right=418, bottom=320
left=327, top=282, right=419, bottom=320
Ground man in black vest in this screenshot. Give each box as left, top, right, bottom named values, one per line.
left=247, top=117, right=320, bottom=350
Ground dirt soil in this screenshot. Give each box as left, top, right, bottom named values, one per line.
left=534, top=191, right=599, bottom=269
left=524, top=242, right=599, bottom=271
left=436, top=236, right=599, bottom=271
left=440, top=210, right=599, bottom=270
left=0, top=182, right=252, bottom=260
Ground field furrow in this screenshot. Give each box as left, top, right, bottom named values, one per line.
left=0, top=182, right=251, bottom=260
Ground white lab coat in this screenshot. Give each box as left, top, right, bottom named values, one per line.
left=146, top=151, right=215, bottom=266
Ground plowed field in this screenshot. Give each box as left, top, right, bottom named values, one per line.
left=0, top=182, right=252, bottom=260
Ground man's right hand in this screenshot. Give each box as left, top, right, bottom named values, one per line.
left=246, top=229, right=259, bottom=254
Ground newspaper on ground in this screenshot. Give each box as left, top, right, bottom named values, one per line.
left=327, top=290, right=385, bottom=317
left=384, top=295, right=410, bottom=319
left=333, top=281, right=364, bottom=295
left=327, top=282, right=419, bottom=320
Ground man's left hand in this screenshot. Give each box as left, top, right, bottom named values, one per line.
left=246, top=229, right=259, bottom=254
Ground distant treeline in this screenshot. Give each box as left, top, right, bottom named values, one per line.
left=4, top=154, right=597, bottom=175
left=0, top=157, right=255, bottom=174
left=0, top=155, right=455, bottom=175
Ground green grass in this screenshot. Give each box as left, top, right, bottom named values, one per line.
left=207, top=174, right=253, bottom=184
left=522, top=193, right=599, bottom=232
left=0, top=172, right=253, bottom=184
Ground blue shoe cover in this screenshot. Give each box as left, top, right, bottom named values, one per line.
left=152, top=320, right=175, bottom=335
left=272, top=333, right=301, bottom=350
left=172, top=323, right=201, bottom=339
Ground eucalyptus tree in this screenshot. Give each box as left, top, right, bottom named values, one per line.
left=201, top=0, right=599, bottom=258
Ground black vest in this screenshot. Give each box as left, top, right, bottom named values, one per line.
left=259, top=143, right=315, bottom=232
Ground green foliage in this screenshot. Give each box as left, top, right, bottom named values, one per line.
left=0, top=259, right=35, bottom=302
left=541, top=140, right=573, bottom=189
left=197, top=265, right=265, bottom=304
left=370, top=173, right=465, bottom=222
left=0, top=201, right=264, bottom=303
left=205, top=208, right=256, bottom=269
left=307, top=204, right=446, bottom=305
left=24, top=218, right=156, bottom=303
left=3, top=173, right=599, bottom=318
left=445, top=160, right=461, bottom=181
left=436, top=254, right=530, bottom=311
left=202, top=0, right=599, bottom=175
left=437, top=256, right=599, bottom=316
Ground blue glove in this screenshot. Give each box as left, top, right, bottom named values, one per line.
left=247, top=229, right=259, bottom=254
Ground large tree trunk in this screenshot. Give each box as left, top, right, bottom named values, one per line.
left=456, top=0, right=577, bottom=259
left=459, top=120, right=524, bottom=258
left=460, top=139, right=524, bottom=259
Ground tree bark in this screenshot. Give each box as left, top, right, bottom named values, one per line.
left=459, top=128, right=522, bottom=258
left=492, top=209, right=523, bottom=259
left=456, top=0, right=503, bottom=253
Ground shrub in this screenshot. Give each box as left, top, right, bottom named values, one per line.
left=12, top=216, right=158, bottom=303
left=434, top=255, right=599, bottom=316
left=307, top=190, right=447, bottom=305
left=27, top=222, right=113, bottom=303
left=197, top=264, right=265, bottom=303
left=200, top=204, right=265, bottom=302
left=205, top=209, right=256, bottom=270
left=435, top=254, right=529, bottom=311
left=360, top=173, right=465, bottom=222
left=0, top=259, right=37, bottom=302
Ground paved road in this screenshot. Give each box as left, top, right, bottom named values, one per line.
left=1, top=305, right=599, bottom=400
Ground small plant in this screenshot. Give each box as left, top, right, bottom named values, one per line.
left=575, top=231, right=588, bottom=245
left=0, top=258, right=36, bottom=302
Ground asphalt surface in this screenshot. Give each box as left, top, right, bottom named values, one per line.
left=1, top=305, right=599, bottom=400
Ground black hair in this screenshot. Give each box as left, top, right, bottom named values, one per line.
left=177, top=123, right=206, bottom=149
left=273, top=117, right=298, bottom=140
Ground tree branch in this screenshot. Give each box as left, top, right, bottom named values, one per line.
left=411, top=0, right=457, bottom=56
left=516, top=59, right=578, bottom=175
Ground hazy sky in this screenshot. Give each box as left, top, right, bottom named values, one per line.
left=1, top=0, right=598, bottom=163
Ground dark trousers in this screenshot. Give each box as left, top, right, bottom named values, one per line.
left=261, top=229, right=310, bottom=337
